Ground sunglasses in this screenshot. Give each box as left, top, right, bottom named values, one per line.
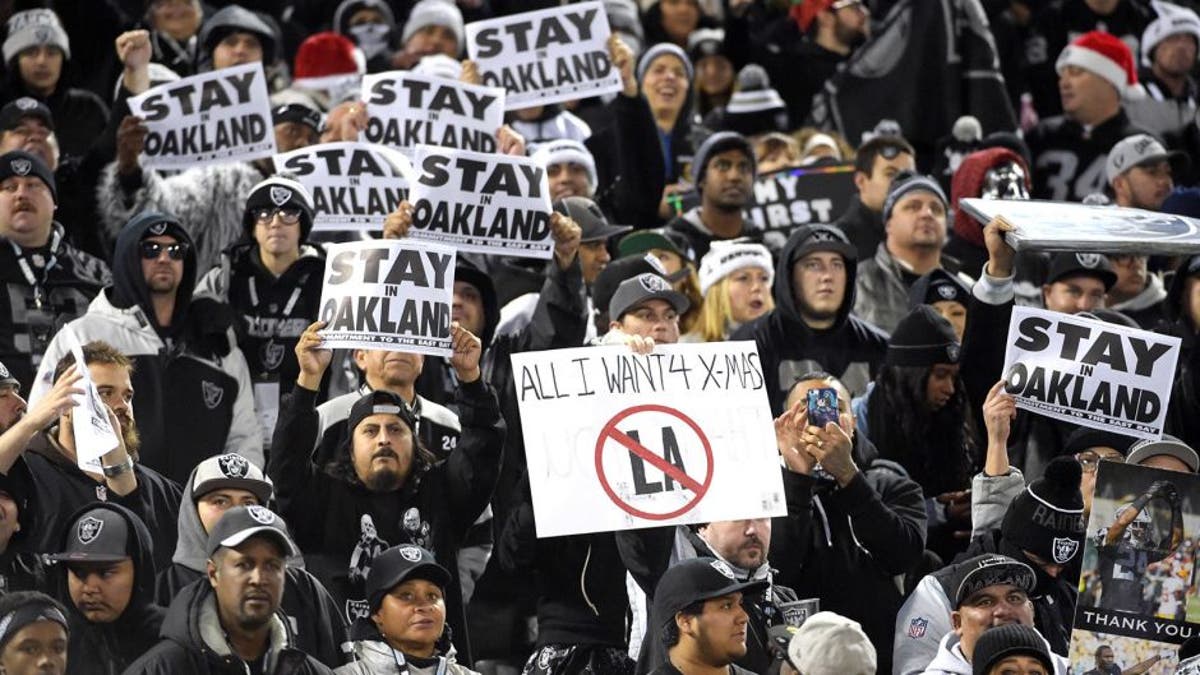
left=139, top=240, right=189, bottom=261
left=253, top=207, right=302, bottom=224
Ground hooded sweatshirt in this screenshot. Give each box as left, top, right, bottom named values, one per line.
left=155, top=465, right=346, bottom=668
left=123, top=577, right=332, bottom=675
left=54, top=503, right=165, bottom=675
left=731, top=225, right=889, bottom=413
left=415, top=258, right=500, bottom=408
left=29, top=212, right=263, bottom=484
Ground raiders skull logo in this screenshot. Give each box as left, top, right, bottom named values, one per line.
left=809, top=230, right=837, bottom=242
left=10, top=159, right=31, bottom=176
left=202, top=381, right=223, bottom=410
left=217, top=454, right=249, bottom=478
left=260, top=340, right=286, bottom=371
left=641, top=253, right=668, bottom=276
left=269, top=186, right=292, bottom=206
left=33, top=27, right=50, bottom=44
left=247, top=505, right=275, bottom=525
left=936, top=284, right=958, bottom=300
left=710, top=560, right=737, bottom=580
left=1076, top=253, right=1103, bottom=269
left=0, top=362, right=9, bottom=379
left=148, top=222, right=168, bottom=236
left=399, top=546, right=422, bottom=563
left=14, top=98, right=37, bottom=111
left=1052, top=537, right=1079, bottom=564
left=637, top=273, right=671, bottom=293
left=77, top=516, right=104, bottom=545
left=946, top=344, right=961, bottom=362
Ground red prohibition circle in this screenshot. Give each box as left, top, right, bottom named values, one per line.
left=593, top=404, right=714, bottom=520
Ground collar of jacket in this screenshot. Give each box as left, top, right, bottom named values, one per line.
left=198, top=592, right=290, bottom=671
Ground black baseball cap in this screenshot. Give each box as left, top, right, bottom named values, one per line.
left=653, top=557, right=769, bottom=632
left=0, top=360, right=16, bottom=388
left=951, top=554, right=1036, bottom=608
left=554, top=196, right=631, bottom=243
left=366, top=545, right=452, bottom=612
left=49, top=507, right=131, bottom=564
left=271, top=102, right=321, bottom=135
left=0, top=97, right=53, bottom=132
left=908, top=268, right=970, bottom=309
left=345, top=390, right=417, bottom=439
left=206, top=505, right=298, bottom=558
left=1045, top=252, right=1117, bottom=290
left=609, top=273, right=691, bottom=320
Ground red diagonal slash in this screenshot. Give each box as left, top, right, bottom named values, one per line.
left=606, top=428, right=704, bottom=493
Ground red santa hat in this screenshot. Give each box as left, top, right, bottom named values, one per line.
left=1055, top=31, right=1139, bottom=98
left=293, top=31, right=365, bottom=92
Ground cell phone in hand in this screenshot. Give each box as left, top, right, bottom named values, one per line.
left=806, top=388, right=839, bottom=429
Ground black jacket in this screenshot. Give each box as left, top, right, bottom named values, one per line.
left=731, top=225, right=889, bottom=413
left=1027, top=110, right=1147, bottom=201
left=11, top=432, right=182, bottom=572
left=769, top=437, right=926, bottom=675
left=585, top=93, right=667, bottom=230
left=0, top=79, right=109, bottom=162
left=53, top=503, right=164, bottom=675
left=416, top=258, right=500, bottom=408
left=154, top=462, right=346, bottom=668
left=268, top=378, right=504, bottom=665
left=833, top=195, right=883, bottom=268
left=665, top=207, right=765, bottom=263
left=0, top=224, right=109, bottom=392
left=123, top=578, right=333, bottom=675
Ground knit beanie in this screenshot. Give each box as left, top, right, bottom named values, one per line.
left=532, top=139, right=598, bottom=192
left=200, top=5, right=278, bottom=63
left=0, top=150, right=56, bottom=203
left=636, top=42, right=693, bottom=82
left=333, top=0, right=397, bottom=36
left=699, top=241, right=773, bottom=296
left=1141, top=1, right=1200, bottom=67
left=716, top=65, right=789, bottom=137
left=3, top=9, right=70, bottom=65
left=1055, top=30, right=1139, bottom=98
left=692, top=131, right=755, bottom=191
left=882, top=170, right=948, bottom=221
left=907, top=268, right=970, bottom=310
left=293, top=32, right=365, bottom=92
left=885, top=305, right=960, bottom=367
left=1000, top=456, right=1086, bottom=566
left=243, top=176, right=316, bottom=241
left=971, top=624, right=1053, bottom=675
left=401, top=0, right=464, bottom=53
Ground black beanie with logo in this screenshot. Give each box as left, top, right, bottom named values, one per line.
left=1000, top=456, right=1086, bottom=566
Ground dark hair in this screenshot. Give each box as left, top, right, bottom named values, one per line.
left=1095, top=645, right=1112, bottom=658
left=853, top=136, right=915, bottom=176
left=866, top=364, right=976, bottom=495
left=659, top=600, right=706, bottom=648
left=0, top=591, right=65, bottom=618
left=52, top=341, right=133, bottom=383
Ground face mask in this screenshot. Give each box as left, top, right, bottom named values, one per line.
left=349, top=23, right=391, bottom=59
left=981, top=161, right=1030, bottom=200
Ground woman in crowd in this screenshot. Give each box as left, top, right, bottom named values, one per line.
left=684, top=241, right=774, bottom=342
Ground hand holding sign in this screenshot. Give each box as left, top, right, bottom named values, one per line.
left=496, top=125, right=526, bottom=156
left=448, top=322, right=482, bottom=383
left=295, top=320, right=332, bottom=391
left=460, top=60, right=481, bottom=86
left=984, top=216, right=1017, bottom=278
left=383, top=201, right=414, bottom=240
left=607, top=34, right=636, bottom=97
left=550, top=211, right=582, bottom=270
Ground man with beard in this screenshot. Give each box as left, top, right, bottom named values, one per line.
left=0, top=342, right=181, bottom=571
left=271, top=320, right=503, bottom=664
left=666, top=132, right=761, bottom=261
left=854, top=172, right=965, bottom=332
left=30, top=212, right=261, bottom=484
left=124, top=505, right=331, bottom=674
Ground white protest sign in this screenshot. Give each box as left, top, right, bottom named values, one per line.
left=960, top=198, right=1200, bottom=255
left=407, top=144, right=552, bottom=258
left=511, top=342, right=786, bottom=538
left=466, top=1, right=622, bottom=109
left=317, top=239, right=456, bottom=357
left=65, top=339, right=118, bottom=473
left=1001, top=306, right=1181, bottom=440
left=273, top=142, right=413, bottom=232
left=129, top=62, right=276, bottom=169
left=363, top=71, right=505, bottom=155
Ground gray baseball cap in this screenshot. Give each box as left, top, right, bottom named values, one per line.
left=609, top=273, right=690, bottom=321
left=1105, top=134, right=1188, bottom=184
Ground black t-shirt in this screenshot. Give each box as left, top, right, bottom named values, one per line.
left=1097, top=537, right=1160, bottom=611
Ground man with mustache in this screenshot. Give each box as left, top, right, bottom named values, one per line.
left=0, top=341, right=181, bottom=571
left=125, top=505, right=331, bottom=674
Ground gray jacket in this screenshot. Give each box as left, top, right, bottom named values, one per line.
left=334, top=640, right=479, bottom=675
left=970, top=469, right=1026, bottom=539
left=854, top=244, right=972, bottom=333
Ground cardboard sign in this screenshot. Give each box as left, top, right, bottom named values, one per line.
left=745, top=164, right=857, bottom=250
left=407, top=144, right=553, bottom=258
left=273, top=142, right=412, bottom=232
left=511, top=342, right=786, bottom=537
left=317, top=240, right=456, bottom=356
left=65, top=338, right=118, bottom=473
left=363, top=71, right=505, bottom=156
left=1001, top=306, right=1181, bottom=440
left=129, top=62, right=276, bottom=169
left=465, top=1, right=622, bottom=109
left=961, top=198, right=1200, bottom=255
left=1069, top=461, right=1200, bottom=672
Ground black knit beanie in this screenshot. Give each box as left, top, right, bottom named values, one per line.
left=885, top=305, right=960, bottom=367
left=972, top=624, right=1053, bottom=675
left=1000, top=456, right=1085, bottom=566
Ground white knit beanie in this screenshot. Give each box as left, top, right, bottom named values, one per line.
left=401, top=0, right=464, bottom=54
left=532, top=139, right=598, bottom=193
left=699, top=241, right=774, bottom=296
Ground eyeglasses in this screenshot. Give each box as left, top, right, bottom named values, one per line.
left=253, top=207, right=302, bottom=224
left=1075, top=450, right=1125, bottom=474
left=139, top=240, right=189, bottom=261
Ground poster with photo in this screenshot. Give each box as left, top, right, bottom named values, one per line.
left=1068, top=461, right=1200, bottom=674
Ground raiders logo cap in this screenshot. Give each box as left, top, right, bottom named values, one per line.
left=366, top=544, right=451, bottom=612
left=49, top=506, right=131, bottom=564
left=206, top=505, right=298, bottom=558
left=652, top=557, right=769, bottom=632
left=191, top=453, right=273, bottom=505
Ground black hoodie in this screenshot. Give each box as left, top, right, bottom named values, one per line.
left=415, top=258, right=501, bottom=408
left=731, top=225, right=888, bottom=413
left=53, top=503, right=165, bottom=675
